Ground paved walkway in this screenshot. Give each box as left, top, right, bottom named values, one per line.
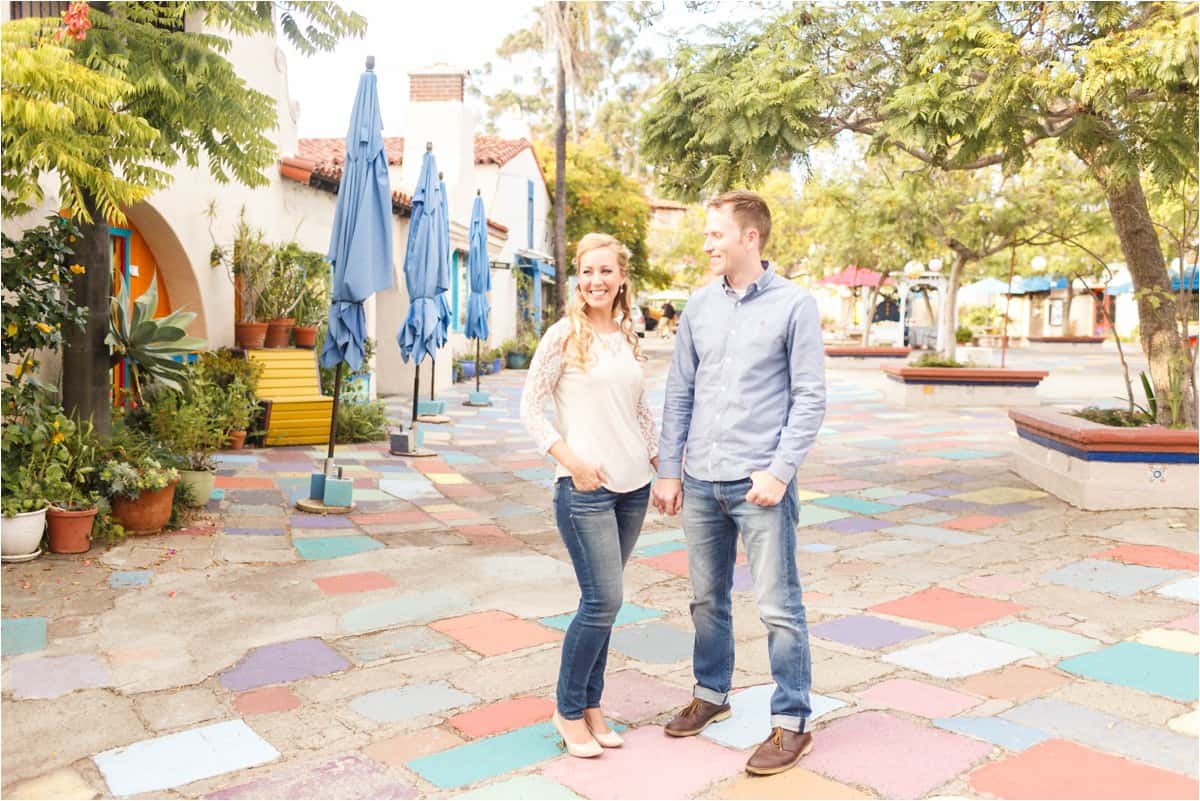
left=2, top=339, right=1197, bottom=799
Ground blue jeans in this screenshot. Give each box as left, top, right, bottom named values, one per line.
left=682, top=472, right=812, bottom=732
left=553, top=478, right=651, bottom=719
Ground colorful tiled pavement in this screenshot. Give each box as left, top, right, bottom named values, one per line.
left=2, top=342, right=1196, bottom=798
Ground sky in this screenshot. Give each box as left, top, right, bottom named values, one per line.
left=281, top=0, right=761, bottom=140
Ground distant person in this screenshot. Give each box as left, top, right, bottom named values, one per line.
left=652, top=190, right=826, bottom=777
left=520, top=232, right=659, bottom=759
left=660, top=301, right=677, bottom=338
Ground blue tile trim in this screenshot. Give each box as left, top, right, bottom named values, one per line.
left=1016, top=427, right=1198, bottom=464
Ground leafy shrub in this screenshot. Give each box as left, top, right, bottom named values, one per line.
left=335, top=400, right=388, bottom=443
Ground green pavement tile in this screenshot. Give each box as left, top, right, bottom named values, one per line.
left=454, top=775, right=580, bottom=799
left=981, top=621, right=1101, bottom=657
left=1, top=617, right=47, bottom=656
left=795, top=505, right=852, bottom=528
left=812, top=495, right=896, bottom=515
left=539, top=603, right=663, bottom=631
left=293, top=536, right=383, bottom=561
left=1058, top=641, right=1199, bottom=701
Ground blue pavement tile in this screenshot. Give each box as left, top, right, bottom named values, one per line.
left=224, top=527, right=287, bottom=537
left=440, top=451, right=486, bottom=465
left=1041, top=559, right=1188, bottom=597
left=798, top=543, right=837, bottom=553
left=1058, top=642, right=1199, bottom=701
left=514, top=468, right=556, bottom=482
left=812, top=496, right=897, bottom=515
left=108, top=570, right=154, bottom=589
left=933, top=716, right=1052, bottom=751
left=407, top=722, right=564, bottom=789
left=634, top=541, right=686, bottom=557
left=1, top=617, right=47, bottom=657
left=610, top=622, right=692, bottom=664
left=539, top=603, right=663, bottom=632
left=294, top=536, right=384, bottom=561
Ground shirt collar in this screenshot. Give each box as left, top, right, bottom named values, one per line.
left=722, top=261, right=775, bottom=298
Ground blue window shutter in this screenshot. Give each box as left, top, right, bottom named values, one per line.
left=451, top=250, right=460, bottom=332
left=527, top=180, right=534, bottom=249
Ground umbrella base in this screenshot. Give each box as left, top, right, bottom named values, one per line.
left=416, top=414, right=452, bottom=425
left=464, top=390, right=492, bottom=407
left=295, top=498, right=355, bottom=515
left=390, top=447, right=438, bottom=458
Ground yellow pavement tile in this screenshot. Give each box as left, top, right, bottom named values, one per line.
left=1134, top=628, right=1200, bottom=654
left=5, top=767, right=98, bottom=799
left=951, top=487, right=1047, bottom=504
left=795, top=489, right=830, bottom=501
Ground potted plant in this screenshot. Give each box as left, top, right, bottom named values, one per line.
left=1, top=382, right=71, bottom=560
left=195, top=349, right=262, bottom=447
left=140, top=378, right=225, bottom=507
left=100, top=457, right=179, bottom=535
left=45, top=415, right=104, bottom=554
left=221, top=376, right=258, bottom=449
left=456, top=353, right=477, bottom=381
left=502, top=332, right=539, bottom=370
left=489, top=347, right=503, bottom=375
left=259, top=242, right=312, bottom=347
left=210, top=208, right=273, bottom=349
left=291, top=249, right=331, bottom=349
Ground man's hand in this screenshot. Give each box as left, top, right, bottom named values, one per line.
left=652, top=478, right=682, bottom=516
left=746, top=471, right=786, bottom=507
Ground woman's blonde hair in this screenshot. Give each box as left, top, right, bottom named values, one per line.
left=563, top=232, right=644, bottom=370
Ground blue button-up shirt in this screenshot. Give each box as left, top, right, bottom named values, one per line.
left=658, top=265, right=826, bottom=484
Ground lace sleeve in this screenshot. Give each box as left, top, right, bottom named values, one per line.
left=635, top=386, right=659, bottom=459
left=520, top=323, right=567, bottom=454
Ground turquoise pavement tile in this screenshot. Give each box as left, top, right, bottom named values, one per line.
left=634, top=541, right=685, bottom=558
left=453, top=775, right=580, bottom=800
left=515, top=468, right=556, bottom=482
left=109, top=570, right=154, bottom=589
left=539, top=603, right=663, bottom=632
left=406, top=721, right=564, bottom=789
left=210, top=489, right=226, bottom=501
left=934, top=717, right=1051, bottom=751
left=981, top=621, right=1101, bottom=658
left=440, top=451, right=486, bottom=465
left=1, top=617, right=47, bottom=656
left=1058, top=641, right=1198, bottom=701
left=294, top=536, right=384, bottom=561
left=93, top=720, right=279, bottom=796
left=812, top=496, right=896, bottom=515
left=795, top=505, right=852, bottom=528
left=859, top=486, right=908, bottom=499
left=635, top=529, right=684, bottom=547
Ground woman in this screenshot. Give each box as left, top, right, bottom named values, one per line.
left=520, top=233, right=658, bottom=758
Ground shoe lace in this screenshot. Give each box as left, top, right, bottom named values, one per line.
left=771, top=727, right=784, bottom=749
left=683, top=699, right=703, bottom=718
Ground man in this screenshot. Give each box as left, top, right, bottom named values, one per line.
left=652, top=190, right=826, bottom=776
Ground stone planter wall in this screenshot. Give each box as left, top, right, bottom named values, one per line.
left=1009, top=407, right=1198, bottom=510
left=881, top=365, right=1049, bottom=408
left=825, top=346, right=912, bottom=358
left=1026, top=336, right=1105, bottom=353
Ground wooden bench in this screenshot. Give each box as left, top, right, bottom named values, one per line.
left=246, top=349, right=333, bottom=446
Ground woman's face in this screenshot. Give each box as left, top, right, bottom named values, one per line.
left=577, top=246, right=624, bottom=313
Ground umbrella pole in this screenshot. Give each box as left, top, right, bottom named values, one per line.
left=412, top=362, right=420, bottom=426
left=475, top=339, right=482, bottom=393
left=430, top=357, right=436, bottom=400
left=325, top=362, right=344, bottom=473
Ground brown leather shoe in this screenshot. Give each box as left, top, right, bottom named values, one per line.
left=664, top=698, right=732, bottom=737
left=745, top=727, right=813, bottom=775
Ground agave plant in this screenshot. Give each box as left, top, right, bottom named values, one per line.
left=107, top=277, right=207, bottom=406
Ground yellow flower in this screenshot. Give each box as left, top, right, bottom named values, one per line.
left=69, top=263, right=86, bottom=275
left=36, top=322, right=53, bottom=334
left=5, top=322, right=16, bottom=337
left=51, top=432, right=64, bottom=445
left=13, top=362, right=23, bottom=378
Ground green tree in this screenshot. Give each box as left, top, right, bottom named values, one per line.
left=641, top=2, right=1198, bottom=424
left=1, top=3, right=365, bottom=433
left=534, top=136, right=654, bottom=286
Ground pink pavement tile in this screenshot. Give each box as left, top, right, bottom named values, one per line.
left=447, top=696, right=555, bottom=738
left=430, top=610, right=562, bottom=657
left=856, top=678, right=983, bottom=718
left=638, top=550, right=690, bottom=577
left=313, top=571, right=398, bottom=596
left=897, top=457, right=949, bottom=467
left=215, top=476, right=276, bottom=489
left=803, top=711, right=992, bottom=798
left=960, top=574, right=1031, bottom=596
left=1091, top=544, right=1199, bottom=572
left=944, top=515, right=1008, bottom=532
left=969, top=738, right=1200, bottom=800
left=234, top=686, right=301, bottom=715
left=542, top=726, right=746, bottom=799
left=455, top=525, right=523, bottom=548
left=599, top=670, right=694, bottom=723
left=349, top=510, right=431, bottom=526
left=1165, top=613, right=1199, bottom=632
left=870, top=587, right=1025, bottom=628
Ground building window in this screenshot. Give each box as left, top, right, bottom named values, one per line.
left=9, top=1, right=69, bottom=19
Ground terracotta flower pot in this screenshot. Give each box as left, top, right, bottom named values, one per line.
left=111, top=482, right=177, bottom=536
left=293, top=325, right=318, bottom=349
left=47, top=506, right=96, bottom=554
left=265, top=318, right=295, bottom=348
left=227, top=430, right=247, bottom=450
left=235, top=322, right=268, bottom=349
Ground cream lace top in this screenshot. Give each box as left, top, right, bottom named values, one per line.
left=520, top=319, right=659, bottom=493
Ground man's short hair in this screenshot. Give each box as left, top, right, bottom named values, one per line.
left=708, top=190, right=771, bottom=250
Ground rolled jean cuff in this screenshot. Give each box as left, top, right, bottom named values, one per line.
left=693, top=684, right=728, bottom=706
left=770, top=714, right=804, bottom=733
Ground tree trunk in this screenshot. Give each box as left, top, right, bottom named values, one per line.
left=62, top=191, right=112, bottom=435
left=553, top=52, right=568, bottom=321
left=862, top=284, right=878, bottom=346
left=1062, top=279, right=1075, bottom=336
left=1103, top=172, right=1195, bottom=427
left=938, top=255, right=966, bottom=361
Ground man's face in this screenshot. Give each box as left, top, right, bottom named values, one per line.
left=702, top=204, right=755, bottom=277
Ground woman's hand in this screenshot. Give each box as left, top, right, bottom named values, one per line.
left=569, top=460, right=608, bottom=492
left=650, top=456, right=659, bottom=472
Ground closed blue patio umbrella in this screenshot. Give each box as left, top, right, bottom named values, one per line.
left=423, top=172, right=454, bottom=410
left=464, top=191, right=491, bottom=403
left=397, top=144, right=451, bottom=426
left=319, top=56, right=393, bottom=474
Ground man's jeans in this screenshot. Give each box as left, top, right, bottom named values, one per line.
left=552, top=478, right=651, bottom=719
left=682, top=472, right=812, bottom=733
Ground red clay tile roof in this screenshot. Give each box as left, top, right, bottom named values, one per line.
left=296, top=136, right=535, bottom=175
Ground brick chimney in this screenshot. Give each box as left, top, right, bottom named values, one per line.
left=409, top=70, right=465, bottom=103
left=402, top=64, right=477, bottom=227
